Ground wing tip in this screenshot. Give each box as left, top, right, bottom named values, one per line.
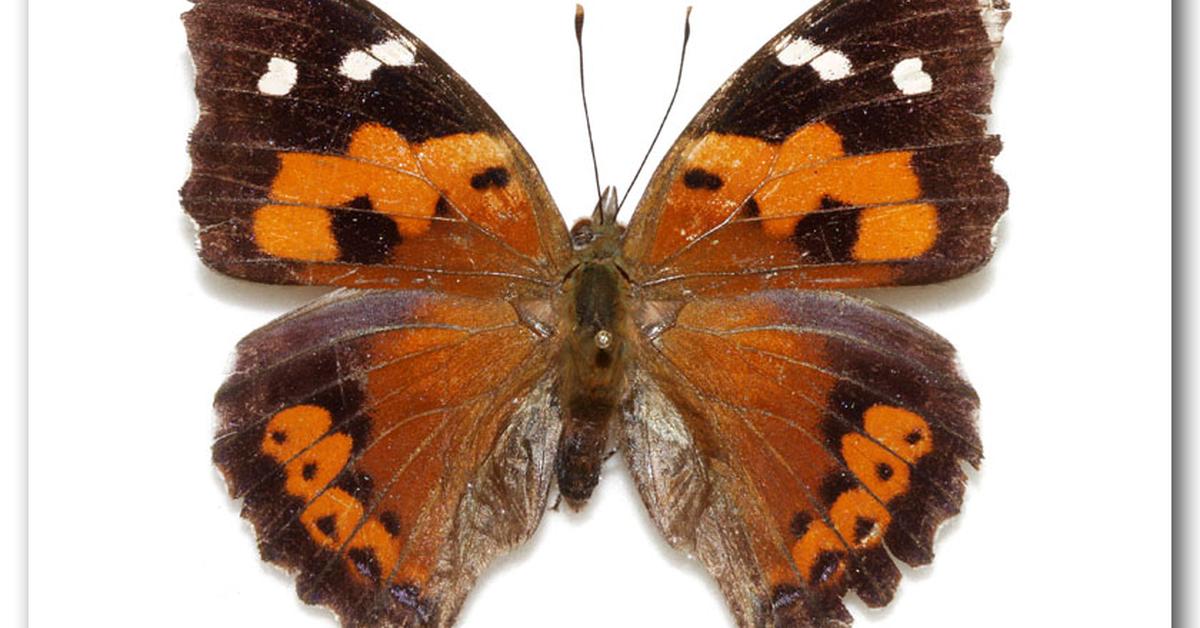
left=978, top=0, right=1012, bottom=47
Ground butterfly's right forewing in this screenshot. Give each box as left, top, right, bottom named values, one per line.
left=622, top=0, right=1009, bottom=298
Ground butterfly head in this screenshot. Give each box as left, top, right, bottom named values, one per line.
left=570, top=186, right=624, bottom=253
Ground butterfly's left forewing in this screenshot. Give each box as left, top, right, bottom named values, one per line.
left=214, top=289, right=561, bottom=626
left=183, top=0, right=572, bottom=297
left=184, top=1, right=577, bottom=623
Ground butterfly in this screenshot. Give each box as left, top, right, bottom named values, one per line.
left=182, top=0, right=1008, bottom=625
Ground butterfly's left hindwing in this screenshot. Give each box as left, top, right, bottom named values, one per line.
left=213, top=289, right=560, bottom=627
left=183, top=0, right=571, bottom=297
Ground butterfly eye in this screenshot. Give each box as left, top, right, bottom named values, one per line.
left=570, top=219, right=596, bottom=249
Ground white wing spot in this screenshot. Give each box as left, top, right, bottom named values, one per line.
left=339, top=50, right=382, bottom=81
left=892, top=57, right=933, bottom=95
left=811, top=49, right=853, bottom=81
left=371, top=37, right=417, bottom=67
left=257, top=57, right=298, bottom=96
left=775, top=36, right=823, bottom=66
left=339, top=37, right=417, bottom=81
left=775, top=36, right=852, bottom=81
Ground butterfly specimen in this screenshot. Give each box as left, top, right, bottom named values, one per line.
left=182, top=0, right=1009, bottom=625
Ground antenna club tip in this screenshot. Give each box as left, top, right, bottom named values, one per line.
left=575, top=4, right=585, bottom=37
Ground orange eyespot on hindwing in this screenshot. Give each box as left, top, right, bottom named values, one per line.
left=284, top=432, right=353, bottom=499
left=789, top=512, right=847, bottom=587
left=301, top=487, right=366, bottom=548
left=830, top=488, right=892, bottom=549
left=262, top=404, right=334, bottom=462
left=841, top=432, right=911, bottom=502
left=258, top=404, right=406, bottom=586
left=864, top=404, right=934, bottom=464
left=345, top=518, right=403, bottom=584
left=779, top=374, right=942, bottom=591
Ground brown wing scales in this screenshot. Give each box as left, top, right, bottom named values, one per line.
left=183, top=0, right=571, bottom=297
left=628, top=290, right=981, bottom=625
left=213, top=290, right=559, bottom=626
left=622, top=0, right=1009, bottom=297
left=185, top=0, right=1009, bottom=626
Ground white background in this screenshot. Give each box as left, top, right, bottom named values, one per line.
left=23, top=1, right=1174, bottom=627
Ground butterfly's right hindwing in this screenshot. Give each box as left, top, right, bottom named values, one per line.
left=626, top=291, right=981, bottom=627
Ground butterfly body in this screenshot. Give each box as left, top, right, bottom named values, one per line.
left=556, top=258, right=626, bottom=506
left=184, top=0, right=1008, bottom=625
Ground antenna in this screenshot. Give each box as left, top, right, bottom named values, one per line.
left=575, top=5, right=602, bottom=201
left=618, top=6, right=693, bottom=211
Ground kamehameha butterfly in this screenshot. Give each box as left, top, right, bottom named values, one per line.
left=182, top=0, right=1008, bottom=625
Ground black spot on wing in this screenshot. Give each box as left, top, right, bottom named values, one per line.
left=332, top=196, right=403, bottom=264
left=379, top=511, right=402, bottom=537
left=742, top=197, right=760, bottom=218
left=791, top=196, right=859, bottom=264
left=709, top=59, right=814, bottom=142
left=790, top=511, right=814, bottom=538
left=683, top=168, right=724, bottom=190
left=315, top=514, right=338, bottom=539
left=876, top=462, right=895, bottom=481
left=302, top=462, right=318, bottom=481
left=348, top=547, right=381, bottom=582
left=334, top=469, right=375, bottom=501
left=470, top=166, right=510, bottom=190
left=819, top=469, right=859, bottom=506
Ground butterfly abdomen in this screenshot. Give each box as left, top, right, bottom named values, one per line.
left=556, top=261, right=629, bottom=507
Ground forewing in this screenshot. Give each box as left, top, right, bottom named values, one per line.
left=183, top=0, right=571, bottom=297
left=625, top=291, right=980, bottom=626
left=623, top=0, right=1009, bottom=297
left=213, top=290, right=561, bottom=626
